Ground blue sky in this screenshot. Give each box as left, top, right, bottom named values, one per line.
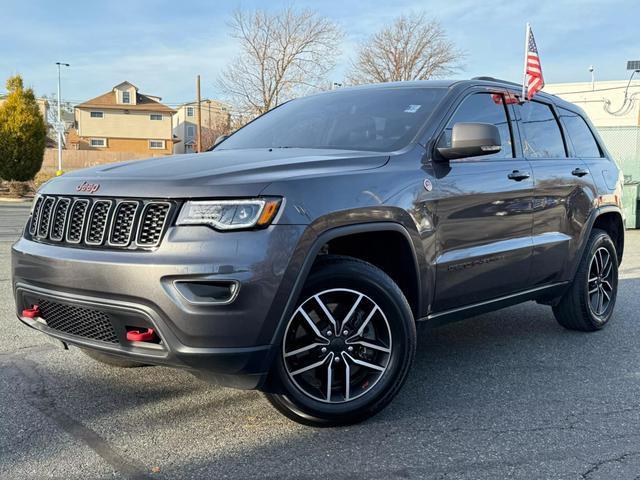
left=1, top=0, right=638, bottom=106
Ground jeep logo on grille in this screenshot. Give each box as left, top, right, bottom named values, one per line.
left=76, top=181, right=100, bottom=194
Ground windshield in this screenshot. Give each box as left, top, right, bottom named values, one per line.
left=218, top=87, right=446, bottom=152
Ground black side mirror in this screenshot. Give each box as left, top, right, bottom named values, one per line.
left=436, top=122, right=501, bottom=161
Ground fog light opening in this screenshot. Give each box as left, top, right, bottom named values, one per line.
left=174, top=280, right=240, bottom=305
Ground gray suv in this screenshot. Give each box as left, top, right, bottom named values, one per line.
left=12, top=78, right=624, bottom=426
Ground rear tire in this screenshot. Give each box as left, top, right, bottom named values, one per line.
left=553, top=228, right=618, bottom=331
left=265, top=255, right=416, bottom=427
left=81, top=349, right=147, bottom=368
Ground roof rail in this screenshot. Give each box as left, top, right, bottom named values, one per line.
left=471, top=76, right=522, bottom=87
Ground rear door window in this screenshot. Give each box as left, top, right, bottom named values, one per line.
left=439, top=93, right=514, bottom=159
left=517, top=101, right=566, bottom=158
left=558, top=108, right=602, bottom=158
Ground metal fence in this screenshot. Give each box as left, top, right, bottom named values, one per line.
left=597, top=126, right=640, bottom=228
left=597, top=126, right=640, bottom=181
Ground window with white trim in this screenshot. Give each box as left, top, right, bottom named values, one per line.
left=90, top=111, right=104, bottom=118
left=150, top=114, right=163, bottom=121
left=90, top=138, right=106, bottom=147
left=186, top=125, right=195, bottom=138
left=122, top=91, right=131, bottom=104
left=149, top=140, right=165, bottom=149
left=186, top=106, right=194, bottom=117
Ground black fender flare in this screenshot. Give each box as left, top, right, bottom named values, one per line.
left=266, top=222, right=424, bottom=349
left=568, top=205, right=624, bottom=281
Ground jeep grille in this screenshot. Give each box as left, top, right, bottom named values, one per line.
left=28, top=195, right=174, bottom=250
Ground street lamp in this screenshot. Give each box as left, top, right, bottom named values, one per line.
left=55, top=62, right=70, bottom=176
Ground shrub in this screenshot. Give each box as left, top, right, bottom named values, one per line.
left=0, top=75, right=46, bottom=181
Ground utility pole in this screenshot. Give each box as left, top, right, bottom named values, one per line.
left=196, top=75, right=202, bottom=153
left=55, top=62, right=70, bottom=175
left=589, top=65, right=595, bottom=91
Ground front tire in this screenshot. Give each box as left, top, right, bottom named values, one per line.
left=553, top=228, right=619, bottom=331
left=265, top=255, right=416, bottom=427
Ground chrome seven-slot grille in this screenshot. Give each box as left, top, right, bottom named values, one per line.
left=28, top=195, right=173, bottom=250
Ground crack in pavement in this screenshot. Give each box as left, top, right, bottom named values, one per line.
left=7, top=355, right=153, bottom=480
left=581, top=451, right=640, bottom=479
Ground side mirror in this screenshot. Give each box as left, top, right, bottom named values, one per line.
left=213, top=135, right=229, bottom=147
left=436, top=122, right=501, bottom=161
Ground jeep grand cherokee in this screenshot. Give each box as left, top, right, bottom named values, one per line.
left=13, top=78, right=624, bottom=426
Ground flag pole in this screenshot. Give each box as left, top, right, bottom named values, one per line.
left=521, top=22, right=530, bottom=101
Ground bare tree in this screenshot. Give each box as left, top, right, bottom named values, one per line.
left=200, top=114, right=232, bottom=151
left=218, top=7, right=343, bottom=116
left=347, top=13, right=464, bottom=84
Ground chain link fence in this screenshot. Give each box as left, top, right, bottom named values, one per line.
left=597, top=126, right=640, bottom=228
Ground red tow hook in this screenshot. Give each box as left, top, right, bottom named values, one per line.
left=22, top=305, right=40, bottom=318
left=126, top=328, right=158, bottom=342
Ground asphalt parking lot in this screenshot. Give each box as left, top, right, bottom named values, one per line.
left=1, top=202, right=640, bottom=480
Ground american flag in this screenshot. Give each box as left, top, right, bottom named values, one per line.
left=525, top=26, right=544, bottom=100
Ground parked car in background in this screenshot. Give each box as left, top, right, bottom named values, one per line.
left=13, top=78, right=623, bottom=426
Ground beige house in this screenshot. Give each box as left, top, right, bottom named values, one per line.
left=545, top=80, right=640, bottom=127
left=173, top=99, right=230, bottom=154
left=72, top=81, right=176, bottom=155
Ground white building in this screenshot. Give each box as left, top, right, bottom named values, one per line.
left=172, top=99, right=230, bottom=154
left=544, top=80, right=640, bottom=127
left=546, top=79, right=640, bottom=185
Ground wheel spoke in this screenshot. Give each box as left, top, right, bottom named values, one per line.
left=340, top=293, right=363, bottom=332
left=299, top=309, right=328, bottom=341
left=284, top=341, right=327, bottom=358
left=602, top=261, right=613, bottom=279
left=342, top=352, right=351, bottom=401
left=602, top=286, right=611, bottom=301
left=344, top=352, right=386, bottom=372
left=290, top=354, right=331, bottom=376
left=314, top=295, right=338, bottom=331
left=602, top=279, right=613, bottom=291
left=588, top=286, right=599, bottom=294
left=346, top=339, right=391, bottom=353
left=597, top=288, right=604, bottom=314
left=597, top=249, right=604, bottom=274
left=601, top=250, right=611, bottom=274
left=326, top=357, right=333, bottom=401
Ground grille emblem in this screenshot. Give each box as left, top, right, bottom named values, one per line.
left=76, top=181, right=101, bottom=194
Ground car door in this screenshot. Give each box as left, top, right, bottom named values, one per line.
left=513, top=100, right=593, bottom=286
left=431, top=90, right=534, bottom=312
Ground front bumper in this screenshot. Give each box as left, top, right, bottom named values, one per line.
left=12, top=224, right=307, bottom=388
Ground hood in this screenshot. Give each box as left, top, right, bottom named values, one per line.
left=41, top=148, right=390, bottom=198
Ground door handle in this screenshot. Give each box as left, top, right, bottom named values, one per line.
left=507, top=170, right=531, bottom=181
left=572, top=168, right=589, bottom=177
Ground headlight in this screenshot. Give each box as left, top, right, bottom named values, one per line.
left=176, top=198, right=281, bottom=230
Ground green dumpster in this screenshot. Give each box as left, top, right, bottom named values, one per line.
left=623, top=182, right=639, bottom=229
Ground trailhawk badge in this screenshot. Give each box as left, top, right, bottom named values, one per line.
left=76, top=181, right=100, bottom=194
